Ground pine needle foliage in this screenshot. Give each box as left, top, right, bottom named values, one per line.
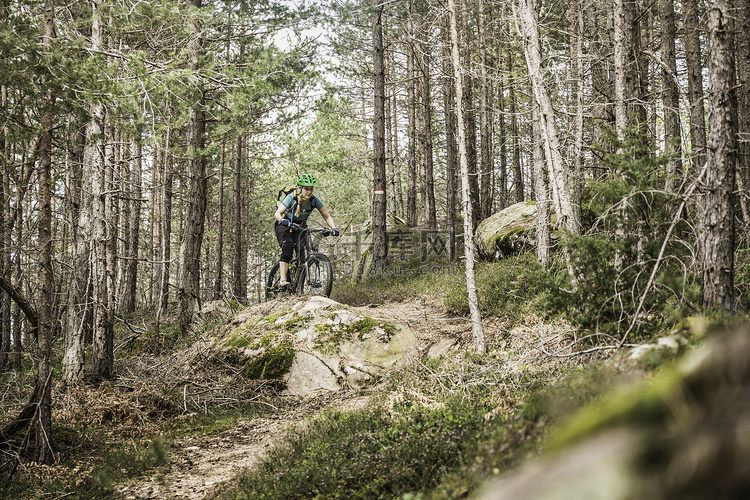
left=538, top=125, right=700, bottom=340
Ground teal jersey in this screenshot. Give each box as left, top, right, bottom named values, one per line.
left=281, top=193, right=324, bottom=224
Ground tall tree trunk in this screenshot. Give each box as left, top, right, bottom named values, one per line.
left=89, top=2, right=112, bottom=380
left=588, top=0, right=613, bottom=177
left=515, top=0, right=579, bottom=236
left=613, top=0, right=643, bottom=138
left=508, top=48, right=523, bottom=204
left=63, top=124, right=90, bottom=380
left=178, top=0, right=208, bottom=336
left=497, top=37, right=509, bottom=210
left=214, top=139, right=225, bottom=301
left=35, top=0, right=56, bottom=464
left=372, top=2, right=388, bottom=272
left=416, top=35, right=437, bottom=232
left=160, top=131, right=173, bottom=312
left=460, top=2, right=480, bottom=231
left=570, top=0, right=583, bottom=223
left=478, top=0, right=494, bottom=220
left=683, top=0, right=707, bottom=178
left=702, top=0, right=737, bottom=311
left=406, top=10, right=418, bottom=227
left=736, top=0, right=750, bottom=227
left=442, top=18, right=458, bottom=261
left=448, top=0, right=485, bottom=354
left=661, top=0, right=682, bottom=192
left=122, top=136, right=142, bottom=312
left=531, top=95, right=551, bottom=266
left=232, top=135, right=246, bottom=303
left=1, top=82, right=10, bottom=372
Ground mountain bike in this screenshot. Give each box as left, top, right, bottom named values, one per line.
left=266, top=223, right=335, bottom=300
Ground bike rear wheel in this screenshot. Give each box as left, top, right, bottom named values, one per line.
left=299, top=253, right=333, bottom=298
left=265, top=262, right=281, bottom=301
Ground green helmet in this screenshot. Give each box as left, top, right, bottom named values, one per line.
left=298, top=174, right=317, bottom=187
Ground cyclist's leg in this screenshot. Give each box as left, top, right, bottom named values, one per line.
left=275, top=223, right=295, bottom=284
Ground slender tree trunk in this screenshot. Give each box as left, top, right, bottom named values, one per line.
left=160, top=132, right=173, bottom=312
left=178, top=0, right=208, bottom=335
left=570, top=0, right=583, bottom=223
left=232, top=135, right=246, bottom=303
left=478, top=0, right=494, bottom=220
left=416, top=35, right=437, bottom=232
left=406, top=10, right=418, bottom=227
left=442, top=19, right=458, bottom=261
left=214, top=139, right=225, bottom=301
left=89, top=3, right=113, bottom=380
left=448, top=0, right=485, bottom=354
left=35, top=0, right=56, bottom=464
left=736, top=0, right=750, bottom=227
left=497, top=37, right=509, bottom=210
left=702, top=0, right=737, bottom=311
left=613, top=0, right=642, bottom=138
left=515, top=0, right=579, bottom=236
left=460, top=3, right=480, bottom=230
left=683, top=0, right=707, bottom=177
left=661, top=0, right=682, bottom=192
left=122, top=137, right=142, bottom=312
left=508, top=48, right=523, bottom=204
left=531, top=95, right=551, bottom=266
left=372, top=2, right=388, bottom=272
left=1, top=83, right=9, bottom=372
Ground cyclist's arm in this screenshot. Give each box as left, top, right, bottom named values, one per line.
left=274, top=202, right=289, bottom=223
left=319, top=205, right=337, bottom=230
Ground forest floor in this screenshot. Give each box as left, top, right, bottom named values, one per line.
left=116, top=296, right=487, bottom=500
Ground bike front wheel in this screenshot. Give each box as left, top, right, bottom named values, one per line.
left=298, top=253, right=333, bottom=298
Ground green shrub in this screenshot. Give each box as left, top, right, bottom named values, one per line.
left=224, top=404, right=494, bottom=500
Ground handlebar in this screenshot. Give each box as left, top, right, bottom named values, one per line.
left=288, top=223, right=335, bottom=236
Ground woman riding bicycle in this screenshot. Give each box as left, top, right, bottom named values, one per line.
left=274, top=174, right=339, bottom=287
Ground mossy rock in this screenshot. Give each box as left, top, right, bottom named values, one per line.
left=244, top=341, right=295, bottom=380
left=475, top=201, right=556, bottom=260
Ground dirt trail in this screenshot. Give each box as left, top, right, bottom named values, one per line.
left=117, top=298, right=469, bottom=500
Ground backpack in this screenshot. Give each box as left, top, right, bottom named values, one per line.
left=276, top=184, right=317, bottom=211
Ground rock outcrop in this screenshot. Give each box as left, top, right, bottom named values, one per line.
left=210, top=296, right=419, bottom=397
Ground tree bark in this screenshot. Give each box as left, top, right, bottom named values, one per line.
left=683, top=0, right=708, bottom=177
left=460, top=3, right=481, bottom=231
left=702, top=0, right=737, bottom=312
left=232, top=135, right=246, bottom=303
left=531, top=95, right=551, bottom=266
left=87, top=1, right=113, bottom=380
left=214, top=139, right=226, bottom=301
left=442, top=18, right=458, bottom=261
left=478, top=0, right=494, bottom=221
left=1, top=81, right=10, bottom=372
left=178, top=0, right=208, bottom=336
left=736, top=0, right=750, bottom=227
left=372, top=2, right=388, bottom=273
left=121, top=136, right=142, bottom=313
left=514, top=0, right=579, bottom=236
left=661, top=0, right=682, bottom=192
left=406, top=10, right=418, bottom=228
left=416, top=32, right=437, bottom=232
left=448, top=0, right=485, bottom=354
left=35, top=0, right=56, bottom=464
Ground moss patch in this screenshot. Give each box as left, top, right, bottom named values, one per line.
left=245, top=341, right=296, bottom=380
left=314, top=317, right=399, bottom=354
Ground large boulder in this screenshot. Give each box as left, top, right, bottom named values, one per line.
left=210, top=296, right=419, bottom=397
left=475, top=324, right=750, bottom=500
left=475, top=201, right=553, bottom=260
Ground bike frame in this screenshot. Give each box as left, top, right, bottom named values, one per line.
left=288, top=223, right=330, bottom=292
